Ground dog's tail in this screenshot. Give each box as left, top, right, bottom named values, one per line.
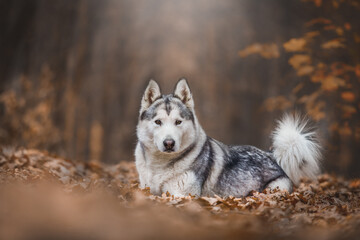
left=271, top=113, right=322, bottom=185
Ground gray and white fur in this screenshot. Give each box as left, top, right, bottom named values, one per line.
left=135, top=79, right=322, bottom=197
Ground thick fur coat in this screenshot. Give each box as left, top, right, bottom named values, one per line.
left=135, top=79, right=321, bottom=197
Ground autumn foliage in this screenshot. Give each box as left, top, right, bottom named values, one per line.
left=239, top=0, right=360, bottom=175
left=240, top=1, right=359, bottom=129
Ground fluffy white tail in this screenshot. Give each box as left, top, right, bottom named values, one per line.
left=271, top=114, right=322, bottom=185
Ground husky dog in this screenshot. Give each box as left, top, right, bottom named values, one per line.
left=135, top=79, right=321, bottom=197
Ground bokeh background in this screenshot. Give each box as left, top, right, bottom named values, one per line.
left=0, top=0, right=359, bottom=177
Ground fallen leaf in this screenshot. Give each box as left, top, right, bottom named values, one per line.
left=349, top=179, right=360, bottom=188
left=200, top=197, right=219, bottom=206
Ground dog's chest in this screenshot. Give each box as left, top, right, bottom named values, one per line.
left=136, top=155, right=200, bottom=196
left=144, top=165, right=172, bottom=194
left=136, top=154, right=174, bottom=194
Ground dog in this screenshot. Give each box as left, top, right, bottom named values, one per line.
left=135, top=79, right=321, bottom=197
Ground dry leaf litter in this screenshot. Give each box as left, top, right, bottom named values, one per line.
left=0, top=147, right=359, bottom=240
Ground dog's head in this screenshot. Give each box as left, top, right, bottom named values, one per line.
left=137, top=79, right=197, bottom=154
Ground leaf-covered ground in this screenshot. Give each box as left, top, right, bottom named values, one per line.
left=0, top=147, right=359, bottom=240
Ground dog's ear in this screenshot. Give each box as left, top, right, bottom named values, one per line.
left=141, top=79, right=161, bottom=111
left=174, top=78, right=194, bottom=108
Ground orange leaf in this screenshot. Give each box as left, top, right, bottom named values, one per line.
left=341, top=105, right=357, bottom=118
left=283, top=38, right=307, bottom=52
left=263, top=96, right=292, bottom=111
left=315, top=0, right=322, bottom=7
left=238, top=43, right=280, bottom=59
left=338, top=123, right=352, bottom=137
left=356, top=127, right=360, bottom=141
left=308, top=101, right=326, bottom=121
left=344, top=23, right=351, bottom=30
left=292, top=83, right=304, bottom=94
left=321, top=76, right=345, bottom=91
left=305, top=31, right=320, bottom=39
left=324, top=25, right=336, bottom=31
left=329, top=123, right=339, bottom=132
left=288, top=54, right=311, bottom=69
left=341, top=92, right=355, bottom=102
left=354, top=33, right=360, bottom=43
left=297, top=65, right=314, bottom=76
left=349, top=179, right=360, bottom=188
left=321, top=39, right=345, bottom=49
left=335, top=27, right=344, bottom=36
left=355, top=64, right=360, bottom=77
left=311, top=69, right=326, bottom=83
left=305, top=18, right=331, bottom=26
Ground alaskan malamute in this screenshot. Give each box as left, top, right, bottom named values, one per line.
left=135, top=79, right=321, bottom=197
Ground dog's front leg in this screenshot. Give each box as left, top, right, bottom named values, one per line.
left=161, top=171, right=201, bottom=197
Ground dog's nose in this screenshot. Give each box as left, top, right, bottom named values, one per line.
left=163, top=138, right=175, bottom=151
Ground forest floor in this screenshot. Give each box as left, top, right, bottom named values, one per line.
left=0, top=147, right=359, bottom=240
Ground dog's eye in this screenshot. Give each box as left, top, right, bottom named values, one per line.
left=154, top=120, right=162, bottom=126
left=175, top=120, right=182, bottom=125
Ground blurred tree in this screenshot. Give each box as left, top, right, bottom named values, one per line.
left=0, top=0, right=359, bottom=177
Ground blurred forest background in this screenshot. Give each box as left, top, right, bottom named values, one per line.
left=0, top=0, right=359, bottom=177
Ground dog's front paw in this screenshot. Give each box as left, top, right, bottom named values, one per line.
left=170, top=192, right=186, bottom=198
